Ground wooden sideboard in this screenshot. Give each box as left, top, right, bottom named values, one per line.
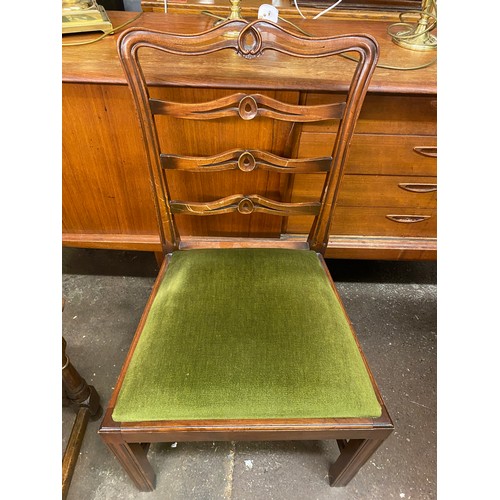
left=141, top=0, right=422, bottom=20
left=62, top=10, right=437, bottom=260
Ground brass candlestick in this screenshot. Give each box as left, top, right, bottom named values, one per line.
left=388, top=0, right=437, bottom=51
left=227, top=0, right=243, bottom=20
left=216, top=0, right=245, bottom=38
left=205, top=0, right=245, bottom=33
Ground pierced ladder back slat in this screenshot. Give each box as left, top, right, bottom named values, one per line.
left=160, top=149, right=332, bottom=173
left=170, top=194, right=321, bottom=217
left=118, top=20, right=379, bottom=255
left=149, top=93, right=346, bottom=122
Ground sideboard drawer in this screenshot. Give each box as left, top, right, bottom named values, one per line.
left=287, top=207, right=437, bottom=237
left=335, top=207, right=437, bottom=237
left=298, top=133, right=437, bottom=176
left=302, top=93, right=437, bottom=135
left=291, top=174, right=437, bottom=208
left=339, top=175, right=437, bottom=208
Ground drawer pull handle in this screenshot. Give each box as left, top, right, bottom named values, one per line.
left=398, top=182, right=437, bottom=193
left=414, top=146, right=437, bottom=158
left=386, top=214, right=431, bottom=224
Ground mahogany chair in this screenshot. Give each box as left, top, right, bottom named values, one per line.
left=99, top=19, right=393, bottom=491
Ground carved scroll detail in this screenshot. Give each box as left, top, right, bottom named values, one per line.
left=238, top=198, right=255, bottom=214
left=238, top=152, right=256, bottom=172
left=161, top=148, right=332, bottom=173
left=170, top=194, right=321, bottom=216
left=237, top=24, right=263, bottom=59
left=238, top=95, right=258, bottom=120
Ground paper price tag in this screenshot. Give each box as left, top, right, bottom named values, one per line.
left=258, top=4, right=279, bottom=23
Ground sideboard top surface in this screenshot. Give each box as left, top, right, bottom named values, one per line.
left=62, top=11, right=436, bottom=95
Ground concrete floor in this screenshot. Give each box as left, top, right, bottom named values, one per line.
left=62, top=248, right=436, bottom=500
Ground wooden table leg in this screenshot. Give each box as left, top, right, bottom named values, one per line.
left=62, top=337, right=102, bottom=499
left=62, top=407, right=91, bottom=500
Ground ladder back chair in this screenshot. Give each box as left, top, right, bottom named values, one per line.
left=99, top=19, right=393, bottom=491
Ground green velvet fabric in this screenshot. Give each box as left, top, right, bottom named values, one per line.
left=112, top=248, right=381, bottom=422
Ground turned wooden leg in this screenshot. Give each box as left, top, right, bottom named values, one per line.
left=62, top=337, right=101, bottom=418
left=329, top=438, right=385, bottom=487
left=101, top=436, right=156, bottom=492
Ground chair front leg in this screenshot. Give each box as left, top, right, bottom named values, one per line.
left=329, top=438, right=385, bottom=487
left=102, top=436, right=156, bottom=492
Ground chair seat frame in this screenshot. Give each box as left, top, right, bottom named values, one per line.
left=100, top=255, right=393, bottom=491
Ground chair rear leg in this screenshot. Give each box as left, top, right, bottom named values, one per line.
left=101, top=435, right=156, bottom=492
left=329, top=438, right=385, bottom=487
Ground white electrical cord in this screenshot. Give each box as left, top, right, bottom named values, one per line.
left=313, top=0, right=343, bottom=19
left=164, top=0, right=167, bottom=13
left=293, top=0, right=343, bottom=20
left=293, top=0, right=307, bottom=19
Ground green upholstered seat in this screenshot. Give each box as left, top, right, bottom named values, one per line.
left=112, top=248, right=381, bottom=422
